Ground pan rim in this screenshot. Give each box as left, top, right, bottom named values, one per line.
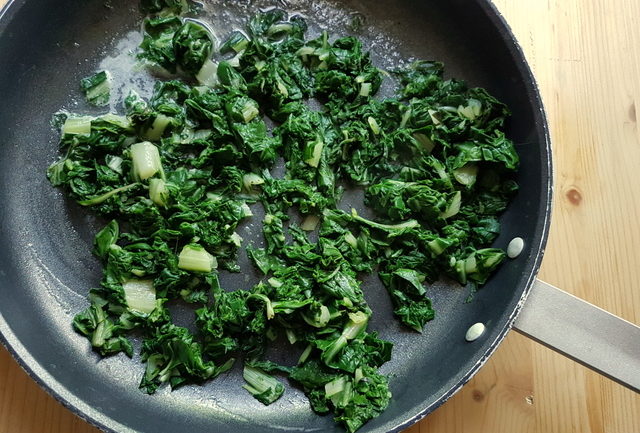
left=0, top=0, right=553, bottom=432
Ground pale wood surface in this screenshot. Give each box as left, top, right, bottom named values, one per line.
left=1, top=0, right=640, bottom=432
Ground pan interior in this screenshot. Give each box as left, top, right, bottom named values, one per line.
left=0, top=0, right=549, bottom=432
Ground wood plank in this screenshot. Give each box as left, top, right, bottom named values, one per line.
left=0, top=0, right=639, bottom=432
left=0, top=347, right=99, bottom=433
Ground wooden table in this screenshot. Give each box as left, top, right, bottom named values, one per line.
left=1, top=0, right=639, bottom=432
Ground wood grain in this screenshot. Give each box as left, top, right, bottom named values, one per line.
left=1, top=0, right=639, bottom=432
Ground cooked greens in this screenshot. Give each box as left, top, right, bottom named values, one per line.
left=80, top=70, right=111, bottom=106
left=139, top=17, right=212, bottom=76
left=47, top=7, right=519, bottom=432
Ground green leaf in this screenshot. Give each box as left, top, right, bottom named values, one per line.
left=173, top=21, right=213, bottom=76
left=80, top=71, right=111, bottom=106
left=139, top=17, right=183, bottom=73
left=379, top=269, right=435, bottom=332
left=242, top=365, right=285, bottom=405
left=140, top=324, right=233, bottom=394
left=94, top=220, right=119, bottom=260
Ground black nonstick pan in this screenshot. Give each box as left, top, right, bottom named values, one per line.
left=0, top=1, right=638, bottom=432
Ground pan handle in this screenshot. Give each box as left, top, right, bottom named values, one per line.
left=513, top=279, right=640, bottom=393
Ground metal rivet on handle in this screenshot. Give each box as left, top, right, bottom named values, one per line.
left=507, top=237, right=524, bottom=259
left=465, top=322, right=486, bottom=342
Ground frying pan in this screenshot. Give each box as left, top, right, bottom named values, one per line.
left=0, top=0, right=638, bottom=432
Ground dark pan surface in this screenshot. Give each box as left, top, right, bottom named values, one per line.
left=0, top=0, right=551, bottom=432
